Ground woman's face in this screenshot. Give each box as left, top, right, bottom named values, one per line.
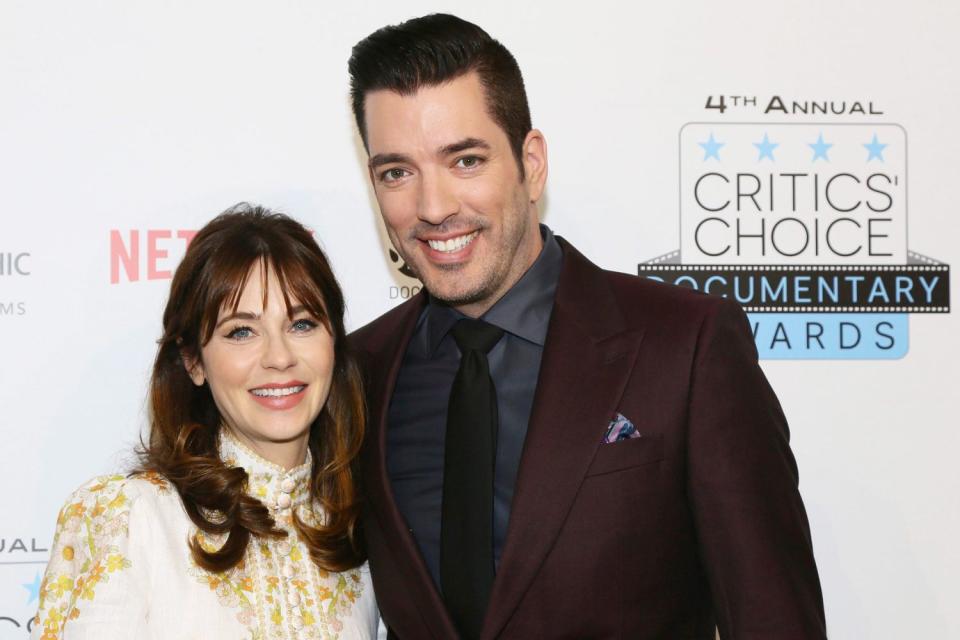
left=186, top=262, right=335, bottom=468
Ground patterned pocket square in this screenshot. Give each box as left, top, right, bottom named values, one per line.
left=603, top=413, right=640, bottom=443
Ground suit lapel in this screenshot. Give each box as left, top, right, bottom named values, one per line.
left=482, top=242, right=645, bottom=639
left=358, top=293, right=459, bottom=639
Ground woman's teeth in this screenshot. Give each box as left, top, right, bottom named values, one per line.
left=251, top=385, right=305, bottom=397
left=427, top=231, right=478, bottom=253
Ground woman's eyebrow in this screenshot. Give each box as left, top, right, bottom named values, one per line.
left=214, top=311, right=259, bottom=329
left=214, top=305, right=314, bottom=329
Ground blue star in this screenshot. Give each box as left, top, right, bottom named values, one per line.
left=808, top=133, right=833, bottom=162
left=864, top=133, right=888, bottom=161
left=23, top=571, right=42, bottom=605
left=753, top=133, right=779, bottom=161
left=698, top=132, right=725, bottom=161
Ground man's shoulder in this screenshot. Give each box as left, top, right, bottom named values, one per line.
left=602, top=267, right=728, bottom=317
left=567, top=248, right=735, bottom=337
left=557, top=236, right=731, bottom=324
left=348, top=293, right=424, bottom=354
left=585, top=265, right=750, bottom=360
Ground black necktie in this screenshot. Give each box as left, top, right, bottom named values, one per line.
left=440, top=318, right=504, bottom=639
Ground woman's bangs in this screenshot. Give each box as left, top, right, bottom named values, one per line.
left=270, top=252, right=332, bottom=332
left=193, top=228, right=335, bottom=344
left=198, top=251, right=263, bottom=344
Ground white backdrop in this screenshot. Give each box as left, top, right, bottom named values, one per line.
left=1, top=1, right=957, bottom=637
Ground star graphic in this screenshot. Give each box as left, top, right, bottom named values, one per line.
left=864, top=133, right=888, bottom=161
left=808, top=133, right=833, bottom=162
left=753, top=133, right=779, bottom=161
left=698, top=132, right=725, bottom=161
left=23, top=571, right=42, bottom=605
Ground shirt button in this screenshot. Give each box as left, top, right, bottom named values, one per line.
left=277, top=493, right=292, bottom=509
left=282, top=564, right=296, bottom=579
left=291, top=615, right=305, bottom=630
left=277, top=541, right=291, bottom=556
left=287, top=590, right=301, bottom=606
left=281, top=478, right=296, bottom=493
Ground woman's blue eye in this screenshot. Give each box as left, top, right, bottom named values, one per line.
left=226, top=326, right=253, bottom=340
left=292, top=318, right=317, bottom=332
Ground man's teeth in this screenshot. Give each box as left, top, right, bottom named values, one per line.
left=427, top=231, right=478, bottom=253
left=251, top=385, right=305, bottom=398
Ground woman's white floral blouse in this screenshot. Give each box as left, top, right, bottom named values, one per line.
left=31, top=431, right=377, bottom=639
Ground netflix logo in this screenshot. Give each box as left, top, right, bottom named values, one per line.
left=110, top=229, right=197, bottom=284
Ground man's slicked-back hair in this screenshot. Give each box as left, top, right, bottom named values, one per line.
left=349, top=13, right=532, bottom=177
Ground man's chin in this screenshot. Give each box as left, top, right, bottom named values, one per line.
left=420, top=274, right=491, bottom=308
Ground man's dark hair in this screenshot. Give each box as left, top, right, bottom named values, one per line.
left=349, top=13, right=532, bottom=177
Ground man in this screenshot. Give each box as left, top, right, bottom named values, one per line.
left=347, top=14, right=826, bottom=640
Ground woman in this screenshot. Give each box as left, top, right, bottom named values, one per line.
left=32, top=204, right=377, bottom=639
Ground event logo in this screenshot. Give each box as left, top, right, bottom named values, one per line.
left=639, top=123, right=950, bottom=359
left=0, top=537, right=48, bottom=556
left=0, top=252, right=30, bottom=276
left=1, top=251, right=30, bottom=317
left=387, top=248, right=422, bottom=300
left=0, top=301, right=26, bottom=316
left=110, top=229, right=197, bottom=284
left=388, top=248, right=417, bottom=279
left=0, top=536, right=49, bottom=634
left=0, top=612, right=36, bottom=633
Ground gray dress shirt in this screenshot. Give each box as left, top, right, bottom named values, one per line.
left=386, top=225, right=562, bottom=591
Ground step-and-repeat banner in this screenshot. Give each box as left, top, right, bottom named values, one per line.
left=2, top=1, right=957, bottom=637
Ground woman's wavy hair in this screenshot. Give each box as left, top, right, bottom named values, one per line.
left=137, top=203, right=365, bottom=573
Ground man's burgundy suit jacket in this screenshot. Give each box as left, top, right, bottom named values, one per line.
left=348, top=238, right=827, bottom=639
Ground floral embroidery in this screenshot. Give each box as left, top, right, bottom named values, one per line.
left=32, top=437, right=371, bottom=639
left=188, top=531, right=257, bottom=630
left=138, top=470, right=172, bottom=493
left=182, top=431, right=366, bottom=639
left=33, top=475, right=134, bottom=638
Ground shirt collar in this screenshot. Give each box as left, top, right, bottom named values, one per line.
left=218, top=428, right=312, bottom=517
left=422, top=224, right=562, bottom=354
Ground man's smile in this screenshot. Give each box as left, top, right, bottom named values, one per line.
left=426, top=231, right=479, bottom=253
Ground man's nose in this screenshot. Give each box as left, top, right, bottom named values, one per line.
left=417, top=170, right=459, bottom=225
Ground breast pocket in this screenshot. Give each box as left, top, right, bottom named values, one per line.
left=584, top=434, right=665, bottom=477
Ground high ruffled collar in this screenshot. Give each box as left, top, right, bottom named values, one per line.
left=218, top=429, right=313, bottom=521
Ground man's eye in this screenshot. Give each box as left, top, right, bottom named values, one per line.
left=455, top=156, right=483, bottom=169
left=226, top=326, right=253, bottom=340
left=381, top=167, right=409, bottom=183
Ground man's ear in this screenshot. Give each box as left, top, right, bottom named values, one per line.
left=522, top=129, right=548, bottom=203
left=181, top=351, right=205, bottom=386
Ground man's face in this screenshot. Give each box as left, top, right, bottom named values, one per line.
left=364, top=71, right=546, bottom=316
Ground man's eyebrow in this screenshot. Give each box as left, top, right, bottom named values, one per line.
left=439, top=137, right=490, bottom=156
left=369, top=152, right=413, bottom=170
left=369, top=138, right=490, bottom=170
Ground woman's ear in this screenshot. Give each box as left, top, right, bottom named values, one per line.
left=181, top=351, right=205, bottom=386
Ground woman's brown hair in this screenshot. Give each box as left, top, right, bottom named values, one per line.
left=138, top=203, right=365, bottom=573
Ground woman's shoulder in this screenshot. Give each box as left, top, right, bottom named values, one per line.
left=55, top=471, right=179, bottom=528
left=63, top=470, right=175, bottom=502
left=34, top=473, right=180, bottom=638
